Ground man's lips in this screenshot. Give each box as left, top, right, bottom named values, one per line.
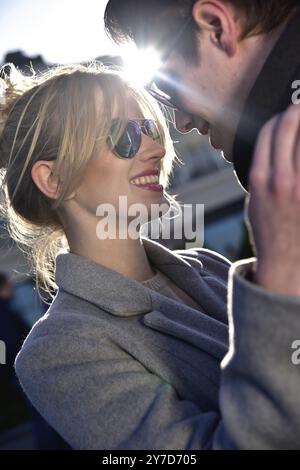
left=200, top=122, right=210, bottom=136
left=192, top=116, right=210, bottom=136
left=195, top=119, right=220, bottom=150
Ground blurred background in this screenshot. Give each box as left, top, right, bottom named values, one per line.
left=0, top=0, right=253, bottom=449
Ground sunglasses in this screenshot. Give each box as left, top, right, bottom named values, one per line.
left=146, top=81, right=179, bottom=110
left=108, top=119, right=161, bottom=159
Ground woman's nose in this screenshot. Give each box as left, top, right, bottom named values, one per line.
left=140, top=133, right=166, bottom=161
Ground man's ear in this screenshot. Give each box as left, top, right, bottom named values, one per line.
left=192, top=0, right=240, bottom=56
left=31, top=160, right=61, bottom=200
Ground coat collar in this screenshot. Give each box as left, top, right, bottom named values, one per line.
left=232, top=7, right=300, bottom=192
left=55, top=238, right=204, bottom=317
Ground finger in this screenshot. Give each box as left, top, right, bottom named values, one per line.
left=272, top=104, right=300, bottom=180
left=291, top=104, right=300, bottom=175
left=249, top=115, right=278, bottom=191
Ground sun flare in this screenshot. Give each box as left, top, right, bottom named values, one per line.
left=121, top=44, right=162, bottom=86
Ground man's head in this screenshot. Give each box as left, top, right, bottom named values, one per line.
left=105, top=0, right=298, bottom=162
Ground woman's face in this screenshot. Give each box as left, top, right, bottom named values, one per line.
left=71, top=89, right=170, bottom=229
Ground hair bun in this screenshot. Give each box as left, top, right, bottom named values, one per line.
left=0, top=63, right=34, bottom=167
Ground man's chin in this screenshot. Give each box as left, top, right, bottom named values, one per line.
left=209, top=134, right=221, bottom=151
left=210, top=138, right=220, bottom=151
left=222, top=150, right=234, bottom=164
left=209, top=134, right=233, bottom=163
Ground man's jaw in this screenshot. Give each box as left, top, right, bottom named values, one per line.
left=174, top=110, right=233, bottom=160
left=194, top=118, right=234, bottom=162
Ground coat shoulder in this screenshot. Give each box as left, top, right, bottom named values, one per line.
left=14, top=292, right=112, bottom=374
left=174, top=247, right=232, bottom=278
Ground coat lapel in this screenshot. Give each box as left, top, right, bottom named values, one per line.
left=141, top=238, right=229, bottom=361
left=143, top=303, right=228, bottom=362
left=143, top=238, right=228, bottom=324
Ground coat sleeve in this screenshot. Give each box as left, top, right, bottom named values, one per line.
left=217, top=257, right=300, bottom=449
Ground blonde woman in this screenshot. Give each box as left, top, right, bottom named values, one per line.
left=0, top=63, right=295, bottom=451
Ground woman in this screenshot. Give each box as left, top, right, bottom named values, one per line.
left=0, top=62, right=281, bottom=450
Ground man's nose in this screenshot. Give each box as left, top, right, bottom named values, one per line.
left=174, top=110, right=194, bottom=134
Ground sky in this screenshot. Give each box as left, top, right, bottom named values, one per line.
left=0, top=0, right=119, bottom=64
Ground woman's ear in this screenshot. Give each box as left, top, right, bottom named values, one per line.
left=192, top=0, right=239, bottom=57
left=31, top=160, right=61, bottom=200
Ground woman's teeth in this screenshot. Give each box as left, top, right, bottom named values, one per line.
left=130, top=175, right=160, bottom=185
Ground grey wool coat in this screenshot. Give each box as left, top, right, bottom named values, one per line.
left=15, top=237, right=300, bottom=450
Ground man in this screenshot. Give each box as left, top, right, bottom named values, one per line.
left=104, top=0, right=299, bottom=189
left=103, top=0, right=300, bottom=449
left=104, top=0, right=300, bottom=299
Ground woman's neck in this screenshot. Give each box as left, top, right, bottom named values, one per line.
left=64, top=210, right=156, bottom=282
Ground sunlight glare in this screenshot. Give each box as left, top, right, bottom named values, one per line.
left=121, top=44, right=162, bottom=86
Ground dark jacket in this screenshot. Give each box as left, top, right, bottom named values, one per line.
left=233, top=7, right=300, bottom=191
left=0, top=298, right=28, bottom=381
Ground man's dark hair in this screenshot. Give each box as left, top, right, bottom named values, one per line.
left=105, top=0, right=199, bottom=62
left=105, top=0, right=299, bottom=61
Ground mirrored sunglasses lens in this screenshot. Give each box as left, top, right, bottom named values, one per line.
left=144, top=120, right=161, bottom=142
left=111, top=121, right=141, bottom=158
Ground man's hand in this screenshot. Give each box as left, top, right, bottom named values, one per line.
left=245, top=103, right=300, bottom=297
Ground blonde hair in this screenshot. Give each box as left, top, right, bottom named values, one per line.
left=0, top=61, right=180, bottom=301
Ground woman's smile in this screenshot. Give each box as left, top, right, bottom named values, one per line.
left=129, top=167, right=164, bottom=192
left=130, top=180, right=164, bottom=192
